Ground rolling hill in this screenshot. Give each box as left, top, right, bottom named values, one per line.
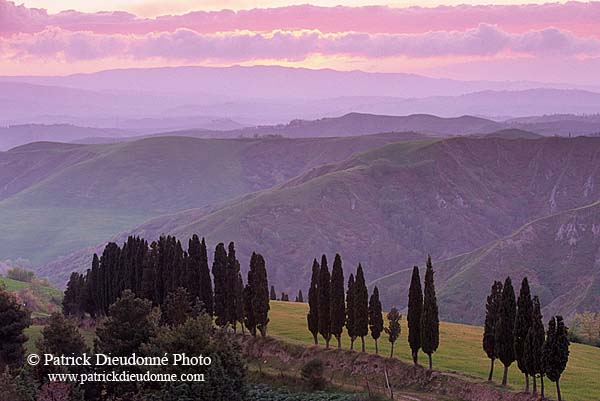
left=373, top=201, right=600, bottom=324
left=163, top=113, right=503, bottom=139
left=0, top=124, right=137, bottom=151
left=0, top=132, right=423, bottom=265
left=38, top=136, right=600, bottom=323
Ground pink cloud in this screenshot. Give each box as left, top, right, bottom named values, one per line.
left=2, top=1, right=600, bottom=38
left=4, top=25, right=600, bottom=63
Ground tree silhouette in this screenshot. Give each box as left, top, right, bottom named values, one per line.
left=407, top=266, right=423, bottom=365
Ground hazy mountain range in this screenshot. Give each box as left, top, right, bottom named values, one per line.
left=2, top=112, right=600, bottom=151
left=2, top=66, right=600, bottom=132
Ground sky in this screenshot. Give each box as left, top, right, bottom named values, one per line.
left=1, top=0, right=600, bottom=84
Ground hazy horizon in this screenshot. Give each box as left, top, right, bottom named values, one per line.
left=2, top=0, right=600, bottom=85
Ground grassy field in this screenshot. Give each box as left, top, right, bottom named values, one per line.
left=0, top=275, right=62, bottom=318
left=22, top=300, right=599, bottom=401
left=268, top=301, right=600, bottom=401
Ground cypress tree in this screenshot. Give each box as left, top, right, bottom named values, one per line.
left=543, top=316, right=569, bottom=401
left=421, top=256, right=439, bottom=370
left=63, top=272, right=85, bottom=318
left=354, top=264, right=369, bottom=352
left=85, top=253, right=101, bottom=317
left=318, top=255, right=332, bottom=348
left=514, top=277, right=534, bottom=392
left=330, top=254, right=346, bottom=349
left=524, top=296, right=545, bottom=397
left=0, top=286, right=31, bottom=371
left=249, top=253, right=270, bottom=337
left=368, top=286, right=384, bottom=354
left=188, top=236, right=213, bottom=316
left=141, top=242, right=158, bottom=304
left=407, top=266, right=423, bottom=365
left=199, top=238, right=213, bottom=316
left=187, top=235, right=203, bottom=300
left=234, top=269, right=244, bottom=331
left=346, top=273, right=357, bottom=350
left=243, top=280, right=256, bottom=336
left=296, top=290, right=304, bottom=303
left=213, top=243, right=229, bottom=327
left=483, top=280, right=503, bottom=381
left=270, top=286, right=277, bottom=301
left=385, top=307, right=401, bottom=358
left=226, top=242, right=243, bottom=331
left=495, top=276, right=516, bottom=386
left=307, top=259, right=320, bottom=345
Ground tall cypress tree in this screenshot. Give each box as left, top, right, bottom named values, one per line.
left=187, top=235, right=203, bottom=302
left=249, top=252, right=270, bottom=337
left=483, top=280, right=503, bottom=381
left=63, top=272, right=85, bottom=318
left=495, top=276, right=517, bottom=386
left=234, top=269, right=244, bottom=332
left=407, top=266, right=423, bottom=365
left=244, top=270, right=257, bottom=336
left=524, top=296, right=545, bottom=397
left=226, top=242, right=243, bottom=331
left=188, top=235, right=213, bottom=316
left=368, top=286, right=384, bottom=354
left=354, top=264, right=369, bottom=352
left=198, top=237, right=213, bottom=316
left=318, top=255, right=332, bottom=348
left=346, top=273, right=357, bottom=350
left=213, top=243, right=229, bottom=327
left=421, top=256, right=439, bottom=370
left=543, top=316, right=569, bottom=401
left=85, top=253, right=101, bottom=317
left=307, top=259, right=320, bottom=345
left=514, top=277, right=534, bottom=392
left=330, top=254, right=345, bottom=349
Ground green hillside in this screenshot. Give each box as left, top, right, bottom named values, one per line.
left=373, top=201, right=600, bottom=324
left=1, top=133, right=416, bottom=265
left=64, top=136, right=600, bottom=323
left=0, top=275, right=62, bottom=318
left=267, top=301, right=600, bottom=401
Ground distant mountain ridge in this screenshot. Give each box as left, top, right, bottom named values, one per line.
left=3, top=66, right=600, bottom=128
left=5, top=111, right=600, bottom=151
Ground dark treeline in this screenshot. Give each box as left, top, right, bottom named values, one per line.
left=63, top=234, right=270, bottom=337
left=306, top=253, right=440, bottom=367
left=483, top=276, right=570, bottom=401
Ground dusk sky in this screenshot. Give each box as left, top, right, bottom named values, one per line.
left=1, top=0, right=600, bottom=84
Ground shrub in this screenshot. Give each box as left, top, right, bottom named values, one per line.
left=6, top=267, right=35, bottom=283
left=300, top=359, right=326, bottom=391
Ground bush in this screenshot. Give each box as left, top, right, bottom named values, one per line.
left=300, top=359, right=327, bottom=391
left=6, top=267, right=35, bottom=283
left=247, top=384, right=368, bottom=401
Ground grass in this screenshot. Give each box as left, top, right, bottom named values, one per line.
left=0, top=275, right=63, bottom=318
left=268, top=301, right=600, bottom=401
left=21, top=300, right=599, bottom=400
